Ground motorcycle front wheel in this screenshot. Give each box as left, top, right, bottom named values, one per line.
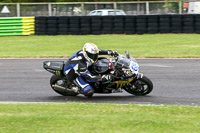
left=50, top=75, right=79, bottom=96
left=124, top=76, right=153, bottom=96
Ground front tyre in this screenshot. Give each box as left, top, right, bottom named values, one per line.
left=50, top=75, right=78, bottom=96
left=124, top=76, right=153, bottom=96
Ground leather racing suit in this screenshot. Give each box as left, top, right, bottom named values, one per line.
left=64, top=49, right=113, bottom=96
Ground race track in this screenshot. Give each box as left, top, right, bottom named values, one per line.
left=0, top=58, right=200, bottom=106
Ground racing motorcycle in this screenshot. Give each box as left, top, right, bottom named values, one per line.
left=43, top=51, right=153, bottom=97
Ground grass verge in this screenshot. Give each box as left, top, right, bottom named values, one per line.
left=1, top=34, right=200, bottom=58
left=0, top=102, right=200, bottom=133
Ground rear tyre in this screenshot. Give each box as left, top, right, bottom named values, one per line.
left=50, top=75, right=78, bottom=96
left=124, top=76, right=153, bottom=96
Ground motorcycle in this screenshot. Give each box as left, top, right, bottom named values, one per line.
left=43, top=51, right=153, bottom=97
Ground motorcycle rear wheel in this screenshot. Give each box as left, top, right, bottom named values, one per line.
left=50, top=75, right=79, bottom=96
left=124, top=76, right=153, bottom=96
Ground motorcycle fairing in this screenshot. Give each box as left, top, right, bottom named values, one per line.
left=43, top=61, right=65, bottom=76
left=90, top=58, right=110, bottom=74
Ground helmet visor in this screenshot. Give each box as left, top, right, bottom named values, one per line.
left=86, top=51, right=98, bottom=62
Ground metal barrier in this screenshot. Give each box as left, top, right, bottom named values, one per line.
left=0, top=1, right=182, bottom=17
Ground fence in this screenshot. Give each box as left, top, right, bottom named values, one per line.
left=34, top=14, right=200, bottom=35
left=0, top=1, right=182, bottom=17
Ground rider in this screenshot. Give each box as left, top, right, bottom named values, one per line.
left=64, top=43, right=118, bottom=96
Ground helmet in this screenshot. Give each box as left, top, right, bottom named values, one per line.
left=83, top=43, right=99, bottom=63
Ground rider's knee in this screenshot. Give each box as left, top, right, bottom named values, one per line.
left=85, top=89, right=94, bottom=96
left=82, top=85, right=94, bottom=96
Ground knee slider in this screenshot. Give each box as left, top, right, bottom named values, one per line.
left=82, top=85, right=94, bottom=95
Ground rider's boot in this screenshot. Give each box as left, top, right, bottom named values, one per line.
left=73, top=77, right=94, bottom=97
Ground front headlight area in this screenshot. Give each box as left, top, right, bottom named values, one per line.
left=129, top=61, right=139, bottom=75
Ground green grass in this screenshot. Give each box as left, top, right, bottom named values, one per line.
left=1, top=34, right=200, bottom=132
left=1, top=34, right=200, bottom=58
left=0, top=103, right=200, bottom=133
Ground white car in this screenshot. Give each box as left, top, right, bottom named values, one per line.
left=87, top=9, right=126, bottom=16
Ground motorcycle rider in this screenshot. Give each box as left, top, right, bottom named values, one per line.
left=64, top=43, right=118, bottom=96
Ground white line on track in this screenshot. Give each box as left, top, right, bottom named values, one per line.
left=0, top=101, right=164, bottom=106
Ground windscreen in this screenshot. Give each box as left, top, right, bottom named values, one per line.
left=115, top=55, right=131, bottom=70
left=116, top=55, right=137, bottom=68
left=117, top=55, right=130, bottom=67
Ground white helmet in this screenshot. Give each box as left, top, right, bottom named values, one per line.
left=83, top=43, right=99, bottom=63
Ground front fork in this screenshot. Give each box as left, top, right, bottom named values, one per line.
left=137, top=73, right=144, bottom=79
left=129, top=73, right=144, bottom=89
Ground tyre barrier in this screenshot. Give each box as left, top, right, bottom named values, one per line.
left=1, top=14, right=200, bottom=36
left=159, top=15, right=171, bottom=33
left=34, top=14, right=200, bottom=35
left=0, top=17, right=35, bottom=36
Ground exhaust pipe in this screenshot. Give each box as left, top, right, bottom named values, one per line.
left=52, top=84, right=78, bottom=93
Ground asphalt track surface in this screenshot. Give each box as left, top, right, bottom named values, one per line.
left=0, top=58, right=200, bottom=106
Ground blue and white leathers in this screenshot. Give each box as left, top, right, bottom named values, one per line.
left=75, top=77, right=93, bottom=94
left=64, top=49, right=111, bottom=95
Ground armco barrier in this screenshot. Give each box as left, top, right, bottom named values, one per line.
left=0, top=17, right=35, bottom=36
left=35, top=14, right=200, bottom=35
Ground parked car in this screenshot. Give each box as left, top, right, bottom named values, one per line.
left=184, top=1, right=200, bottom=14
left=87, top=9, right=126, bottom=16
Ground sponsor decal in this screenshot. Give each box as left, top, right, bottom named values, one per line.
left=56, top=71, right=61, bottom=76
left=113, top=79, right=133, bottom=84
left=46, top=62, right=51, bottom=67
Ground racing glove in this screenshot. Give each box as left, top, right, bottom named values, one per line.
left=108, top=50, right=119, bottom=57
left=101, top=74, right=114, bottom=82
